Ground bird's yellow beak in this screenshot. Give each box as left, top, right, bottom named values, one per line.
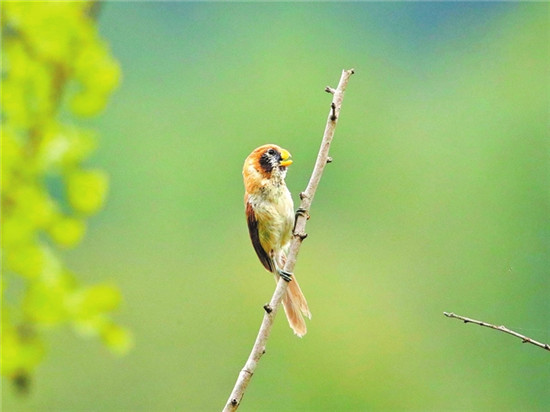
left=279, top=149, right=293, bottom=167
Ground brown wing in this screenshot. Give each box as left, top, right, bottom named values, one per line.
left=245, top=199, right=275, bottom=273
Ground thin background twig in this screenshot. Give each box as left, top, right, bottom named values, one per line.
left=444, top=312, right=550, bottom=352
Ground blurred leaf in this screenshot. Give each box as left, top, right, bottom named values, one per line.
left=66, top=169, right=109, bottom=215
left=1, top=323, right=46, bottom=379
left=100, top=323, right=133, bottom=355
left=5, top=245, right=46, bottom=280
left=72, top=283, right=122, bottom=318
left=23, top=273, right=71, bottom=325
left=37, top=123, right=97, bottom=170
left=47, top=215, right=86, bottom=248
left=71, top=41, right=121, bottom=116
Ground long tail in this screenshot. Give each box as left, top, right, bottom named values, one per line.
left=275, top=273, right=311, bottom=337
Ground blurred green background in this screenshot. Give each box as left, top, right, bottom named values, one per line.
left=4, top=2, right=549, bottom=411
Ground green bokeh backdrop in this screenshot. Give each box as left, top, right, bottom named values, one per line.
left=4, top=3, right=549, bottom=411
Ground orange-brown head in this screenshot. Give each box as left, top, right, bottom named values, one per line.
left=242, top=144, right=292, bottom=194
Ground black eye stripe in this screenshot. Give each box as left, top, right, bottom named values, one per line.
left=259, top=148, right=281, bottom=173
left=260, top=152, right=273, bottom=172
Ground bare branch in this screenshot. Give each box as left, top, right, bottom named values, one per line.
left=223, top=69, right=355, bottom=412
left=443, top=312, right=550, bottom=352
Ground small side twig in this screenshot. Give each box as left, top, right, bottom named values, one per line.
left=222, top=69, right=355, bottom=412
left=443, top=312, right=550, bottom=352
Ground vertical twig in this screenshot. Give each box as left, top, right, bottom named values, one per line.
left=443, top=312, right=550, bottom=352
left=223, top=69, right=355, bottom=412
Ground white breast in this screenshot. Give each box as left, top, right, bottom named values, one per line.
left=249, top=182, right=294, bottom=254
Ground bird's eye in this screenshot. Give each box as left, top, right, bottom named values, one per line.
left=267, top=149, right=276, bottom=156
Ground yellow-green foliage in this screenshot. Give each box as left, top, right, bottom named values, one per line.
left=1, top=1, right=131, bottom=389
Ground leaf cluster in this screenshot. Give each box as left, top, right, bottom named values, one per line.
left=1, top=1, right=131, bottom=391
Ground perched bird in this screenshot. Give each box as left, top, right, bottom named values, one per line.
left=242, top=144, right=311, bottom=337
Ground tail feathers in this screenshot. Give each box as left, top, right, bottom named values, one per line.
left=275, top=274, right=311, bottom=337
left=288, top=275, right=311, bottom=319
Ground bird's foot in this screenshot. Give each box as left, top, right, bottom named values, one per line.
left=278, top=269, right=293, bottom=282
left=295, top=207, right=310, bottom=220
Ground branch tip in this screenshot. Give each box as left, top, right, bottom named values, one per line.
left=326, top=156, right=333, bottom=163
left=325, top=86, right=335, bottom=94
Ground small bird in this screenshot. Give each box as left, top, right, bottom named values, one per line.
left=243, top=144, right=311, bottom=337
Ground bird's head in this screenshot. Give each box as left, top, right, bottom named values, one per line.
left=243, top=144, right=293, bottom=191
